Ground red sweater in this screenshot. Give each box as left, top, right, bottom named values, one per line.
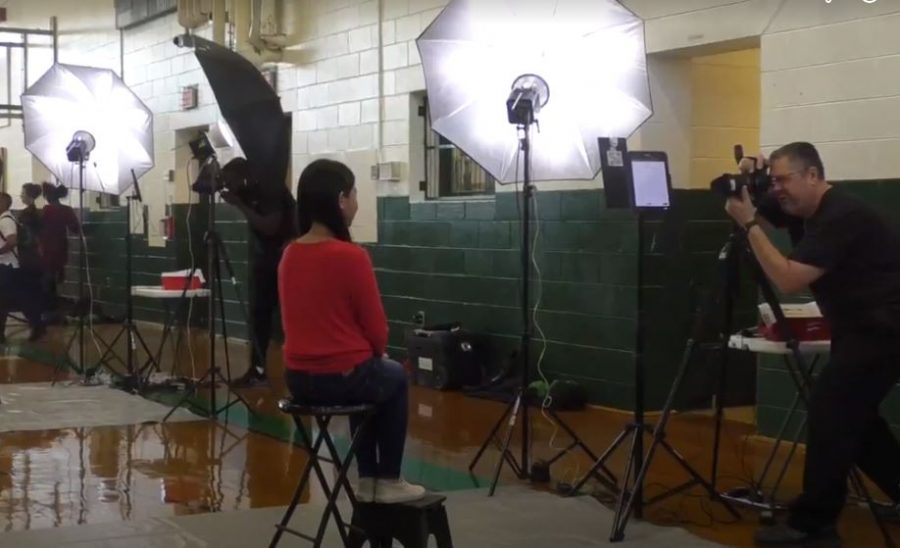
left=278, top=239, right=388, bottom=374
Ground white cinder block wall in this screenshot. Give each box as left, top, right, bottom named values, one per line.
left=635, top=0, right=900, bottom=183
left=761, top=3, right=900, bottom=181
left=2, top=0, right=900, bottom=241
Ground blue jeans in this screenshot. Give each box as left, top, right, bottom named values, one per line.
left=285, top=358, right=409, bottom=478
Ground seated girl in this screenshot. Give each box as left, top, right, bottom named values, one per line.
left=279, top=159, right=425, bottom=504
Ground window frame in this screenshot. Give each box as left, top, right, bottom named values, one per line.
left=421, top=96, right=495, bottom=200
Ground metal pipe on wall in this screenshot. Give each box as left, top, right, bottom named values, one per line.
left=377, top=0, right=384, bottom=161
left=212, top=0, right=226, bottom=46
left=22, top=32, right=27, bottom=90
left=51, top=17, right=58, bottom=64
left=3, top=46, right=11, bottom=127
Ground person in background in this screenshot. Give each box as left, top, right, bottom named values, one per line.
left=18, top=183, right=46, bottom=319
left=40, top=182, right=80, bottom=319
left=0, top=192, right=45, bottom=343
left=219, top=158, right=298, bottom=387
left=279, top=159, right=425, bottom=504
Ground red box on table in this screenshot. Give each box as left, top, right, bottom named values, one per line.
left=758, top=302, right=830, bottom=342
left=161, top=270, right=205, bottom=291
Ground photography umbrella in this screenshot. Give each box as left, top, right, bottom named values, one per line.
left=176, top=34, right=289, bottom=196
left=417, top=0, right=653, bottom=183
left=21, top=63, right=154, bottom=194
left=21, top=63, right=154, bottom=383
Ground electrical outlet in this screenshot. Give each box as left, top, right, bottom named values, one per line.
left=413, top=310, right=426, bottom=326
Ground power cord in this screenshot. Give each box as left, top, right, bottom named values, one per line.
left=185, top=157, right=197, bottom=379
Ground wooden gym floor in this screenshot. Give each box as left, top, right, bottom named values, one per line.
left=0, top=321, right=896, bottom=546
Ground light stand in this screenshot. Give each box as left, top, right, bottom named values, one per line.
left=560, top=150, right=739, bottom=541
left=53, top=131, right=123, bottom=385
left=469, top=75, right=615, bottom=496
left=95, top=169, right=159, bottom=392
left=162, top=143, right=254, bottom=422
left=602, top=222, right=742, bottom=541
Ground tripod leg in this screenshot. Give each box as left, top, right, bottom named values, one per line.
left=215, top=237, right=267, bottom=372
left=848, top=468, right=895, bottom=547
left=489, top=391, right=522, bottom=496
left=92, top=326, right=125, bottom=374
left=547, top=409, right=617, bottom=486
left=659, top=438, right=740, bottom=516
left=133, top=327, right=160, bottom=388
left=469, top=396, right=517, bottom=472
left=610, top=427, right=642, bottom=542
left=569, top=427, right=630, bottom=495
left=163, top=366, right=215, bottom=422
left=213, top=255, right=233, bottom=390
left=769, top=414, right=807, bottom=505
left=610, top=339, right=737, bottom=541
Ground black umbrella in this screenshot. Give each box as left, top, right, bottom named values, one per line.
left=176, top=34, right=289, bottom=198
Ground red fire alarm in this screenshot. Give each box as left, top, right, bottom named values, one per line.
left=180, top=84, right=198, bottom=110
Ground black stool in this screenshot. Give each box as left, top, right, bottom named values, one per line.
left=270, top=399, right=376, bottom=548
left=348, top=493, right=453, bottom=548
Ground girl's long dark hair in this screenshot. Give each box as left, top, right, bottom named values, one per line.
left=296, top=159, right=355, bottom=242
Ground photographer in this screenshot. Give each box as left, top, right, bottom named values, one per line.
left=724, top=142, right=900, bottom=545
left=218, top=158, right=298, bottom=387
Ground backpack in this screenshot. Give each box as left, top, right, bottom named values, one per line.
left=0, top=210, right=42, bottom=269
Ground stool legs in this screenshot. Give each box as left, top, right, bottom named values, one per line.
left=270, top=412, right=375, bottom=548
left=269, top=416, right=324, bottom=548
left=313, top=415, right=359, bottom=546
left=430, top=507, right=453, bottom=548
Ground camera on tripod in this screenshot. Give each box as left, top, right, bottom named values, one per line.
left=709, top=144, right=772, bottom=202
left=188, top=132, right=224, bottom=195
left=188, top=131, right=253, bottom=196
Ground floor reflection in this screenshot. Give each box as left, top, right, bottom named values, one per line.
left=0, top=421, right=308, bottom=532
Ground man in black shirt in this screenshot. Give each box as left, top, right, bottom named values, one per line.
left=725, top=142, right=900, bottom=545
left=219, top=158, right=297, bottom=386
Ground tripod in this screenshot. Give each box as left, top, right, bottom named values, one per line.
left=728, top=229, right=894, bottom=546
left=567, top=211, right=741, bottom=542
left=94, top=170, right=158, bottom=392
left=608, top=223, right=892, bottom=545
left=162, top=181, right=254, bottom=422
left=53, top=147, right=121, bottom=386
left=468, top=115, right=611, bottom=496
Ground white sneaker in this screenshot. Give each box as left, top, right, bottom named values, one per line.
left=355, top=477, right=376, bottom=503
left=374, top=478, right=427, bottom=504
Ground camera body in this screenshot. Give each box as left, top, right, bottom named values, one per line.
left=709, top=144, right=772, bottom=203
left=189, top=132, right=255, bottom=198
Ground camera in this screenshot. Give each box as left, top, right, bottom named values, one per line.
left=189, top=132, right=224, bottom=195
left=709, top=144, right=771, bottom=202
left=188, top=132, right=255, bottom=198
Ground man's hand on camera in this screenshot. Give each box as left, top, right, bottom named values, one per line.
left=220, top=189, right=243, bottom=207
left=738, top=153, right=767, bottom=175
left=725, top=186, right=757, bottom=226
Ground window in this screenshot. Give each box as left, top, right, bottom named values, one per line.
left=422, top=96, right=495, bottom=199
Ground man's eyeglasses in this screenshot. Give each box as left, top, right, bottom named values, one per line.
left=770, top=170, right=803, bottom=185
